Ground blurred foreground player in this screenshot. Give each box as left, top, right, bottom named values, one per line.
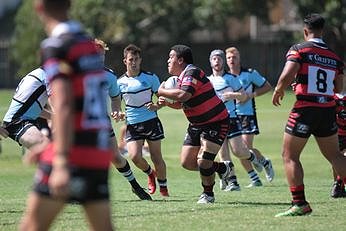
left=20, top=0, right=115, bottom=230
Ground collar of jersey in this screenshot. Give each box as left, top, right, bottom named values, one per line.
left=308, top=38, right=325, bottom=44
left=51, top=20, right=83, bottom=37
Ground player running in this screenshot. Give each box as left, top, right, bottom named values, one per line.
left=158, top=45, right=262, bottom=203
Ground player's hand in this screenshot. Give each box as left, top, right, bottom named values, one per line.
left=235, top=92, right=248, bottom=103
left=22, top=141, right=49, bottom=165
left=166, top=101, right=182, bottom=109
left=158, top=96, right=168, bottom=106
left=111, top=111, right=125, bottom=122
left=49, top=163, right=70, bottom=199
left=272, top=88, right=284, bottom=106
left=0, top=127, right=8, bottom=140
left=145, top=102, right=159, bottom=111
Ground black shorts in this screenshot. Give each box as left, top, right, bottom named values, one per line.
left=34, top=163, right=110, bottom=204
left=338, top=135, right=346, bottom=151
left=35, top=117, right=52, bottom=139
left=183, top=118, right=230, bottom=146
left=237, top=115, right=259, bottom=135
left=285, top=107, right=337, bottom=138
left=126, top=117, right=164, bottom=142
left=226, top=117, right=243, bottom=139
left=3, top=120, right=37, bottom=144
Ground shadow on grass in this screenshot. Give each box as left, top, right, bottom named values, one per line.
left=0, top=209, right=22, bottom=214
left=225, top=201, right=290, bottom=206
left=114, top=198, right=187, bottom=203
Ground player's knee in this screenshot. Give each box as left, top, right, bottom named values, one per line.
left=233, top=146, right=249, bottom=159
left=181, top=161, right=198, bottom=171
left=130, top=153, right=144, bottom=164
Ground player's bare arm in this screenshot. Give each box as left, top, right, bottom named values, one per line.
left=110, top=96, right=125, bottom=122
left=272, top=61, right=300, bottom=106
left=158, top=83, right=191, bottom=102
left=49, top=77, right=73, bottom=199
left=0, top=126, right=9, bottom=140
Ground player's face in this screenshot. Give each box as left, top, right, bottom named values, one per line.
left=226, top=52, right=240, bottom=69
left=167, top=50, right=181, bottom=76
left=211, top=56, right=224, bottom=72
left=124, top=52, right=141, bottom=74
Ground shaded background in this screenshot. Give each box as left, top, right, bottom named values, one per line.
left=1, top=0, right=345, bottom=88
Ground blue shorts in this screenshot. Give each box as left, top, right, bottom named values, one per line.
left=226, top=117, right=243, bottom=139
left=237, top=115, right=259, bottom=135
left=126, top=117, right=164, bottom=142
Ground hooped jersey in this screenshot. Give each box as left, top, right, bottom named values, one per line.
left=334, top=93, right=346, bottom=136
left=3, top=68, right=49, bottom=122
left=178, top=65, right=229, bottom=125
left=117, top=71, right=160, bottom=124
left=40, top=21, right=112, bottom=169
left=207, top=72, right=242, bottom=118
left=234, top=68, right=267, bottom=115
left=286, top=39, right=344, bottom=108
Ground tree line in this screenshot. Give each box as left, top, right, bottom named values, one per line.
left=11, top=0, right=345, bottom=77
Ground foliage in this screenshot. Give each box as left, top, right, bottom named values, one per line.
left=292, top=0, right=346, bottom=58
left=11, top=0, right=276, bottom=77
left=11, top=0, right=44, bottom=77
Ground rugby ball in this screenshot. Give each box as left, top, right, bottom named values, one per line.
left=164, top=76, right=178, bottom=103
left=165, top=76, right=178, bottom=89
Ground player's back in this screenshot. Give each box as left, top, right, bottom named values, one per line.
left=289, top=40, right=344, bottom=108
left=3, top=68, right=48, bottom=122
left=41, top=21, right=112, bottom=168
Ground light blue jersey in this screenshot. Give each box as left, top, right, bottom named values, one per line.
left=207, top=72, right=242, bottom=118
left=105, top=68, right=120, bottom=98
left=117, top=71, right=160, bottom=124
left=235, top=68, right=266, bottom=115
left=3, top=68, right=50, bottom=122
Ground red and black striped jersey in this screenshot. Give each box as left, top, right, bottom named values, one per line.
left=40, top=21, right=112, bottom=169
left=178, top=65, right=229, bottom=125
left=286, top=39, right=344, bottom=108
left=334, top=94, right=346, bottom=136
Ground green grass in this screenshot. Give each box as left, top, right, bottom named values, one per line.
left=0, top=89, right=345, bottom=231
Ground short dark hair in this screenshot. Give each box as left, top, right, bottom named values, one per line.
left=42, top=0, right=71, bottom=14
left=171, top=45, right=193, bottom=64
left=303, top=13, right=325, bottom=30
left=123, top=44, right=141, bottom=58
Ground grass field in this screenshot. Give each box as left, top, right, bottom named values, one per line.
left=0, top=89, right=345, bottom=231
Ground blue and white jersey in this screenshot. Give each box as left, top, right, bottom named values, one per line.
left=235, top=68, right=266, bottom=115
left=208, top=72, right=242, bottom=118
left=3, top=68, right=50, bottom=122
left=117, top=71, right=160, bottom=124
left=105, top=67, right=120, bottom=98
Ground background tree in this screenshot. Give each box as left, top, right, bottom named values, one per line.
left=12, top=1, right=44, bottom=77
left=292, top=0, right=346, bottom=58
left=12, top=0, right=275, bottom=77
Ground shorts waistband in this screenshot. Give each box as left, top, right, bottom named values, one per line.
left=296, top=95, right=334, bottom=104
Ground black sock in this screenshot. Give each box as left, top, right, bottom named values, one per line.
left=143, top=166, right=152, bottom=175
